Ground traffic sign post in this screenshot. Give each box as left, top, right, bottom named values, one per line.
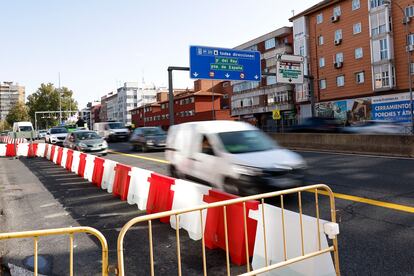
left=190, top=46, right=261, bottom=81
left=276, top=54, right=304, bottom=84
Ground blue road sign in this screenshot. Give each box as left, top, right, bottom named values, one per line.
left=190, top=46, right=261, bottom=81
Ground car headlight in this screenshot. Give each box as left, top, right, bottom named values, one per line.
left=233, top=165, right=263, bottom=176
left=79, top=143, right=87, bottom=148
left=102, top=141, right=108, bottom=148
left=146, top=140, right=154, bottom=145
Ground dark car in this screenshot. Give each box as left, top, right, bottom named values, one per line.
left=63, top=130, right=108, bottom=156
left=130, top=127, right=166, bottom=152
left=288, top=117, right=343, bottom=133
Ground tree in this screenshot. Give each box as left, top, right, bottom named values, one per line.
left=0, top=120, right=11, bottom=131
left=6, top=102, right=30, bottom=126
left=26, top=83, right=78, bottom=129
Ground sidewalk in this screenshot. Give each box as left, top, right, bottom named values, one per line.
left=0, top=157, right=101, bottom=275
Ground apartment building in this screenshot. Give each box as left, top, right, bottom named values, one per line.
left=291, top=0, right=414, bottom=126
left=105, top=92, right=118, bottom=122
left=230, top=27, right=295, bottom=131
left=0, top=82, right=25, bottom=120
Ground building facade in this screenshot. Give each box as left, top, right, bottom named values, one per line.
left=0, top=82, right=25, bottom=120
left=230, top=27, right=295, bottom=132
left=291, top=0, right=414, bottom=129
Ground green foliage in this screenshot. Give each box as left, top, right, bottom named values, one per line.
left=26, top=83, right=78, bottom=129
left=6, top=102, right=30, bottom=126
left=0, top=120, right=11, bottom=131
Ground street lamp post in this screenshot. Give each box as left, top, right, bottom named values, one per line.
left=385, top=0, right=414, bottom=134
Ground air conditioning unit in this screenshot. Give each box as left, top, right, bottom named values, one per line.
left=331, top=15, right=340, bottom=22
left=407, top=44, right=414, bottom=52
left=334, top=61, right=343, bottom=69
left=403, top=17, right=411, bottom=25
left=334, top=38, right=342, bottom=46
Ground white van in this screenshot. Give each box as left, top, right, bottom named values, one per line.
left=93, top=122, right=130, bottom=141
left=13, top=121, right=34, bottom=133
left=166, top=121, right=307, bottom=195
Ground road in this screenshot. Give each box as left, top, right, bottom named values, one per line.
left=1, top=141, right=413, bottom=275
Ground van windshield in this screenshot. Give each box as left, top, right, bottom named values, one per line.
left=218, top=130, right=277, bottom=154
left=19, top=126, right=32, bottom=131
left=108, top=123, right=123, bottom=129
left=142, top=128, right=165, bottom=136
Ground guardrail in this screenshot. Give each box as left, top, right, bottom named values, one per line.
left=117, top=184, right=340, bottom=276
left=0, top=227, right=109, bottom=276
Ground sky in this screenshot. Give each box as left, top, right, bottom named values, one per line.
left=0, top=0, right=320, bottom=108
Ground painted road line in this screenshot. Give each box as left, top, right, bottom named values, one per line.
left=109, top=150, right=170, bottom=164
left=296, top=149, right=414, bottom=160
left=315, top=189, right=414, bottom=214
left=109, top=150, right=414, bottom=214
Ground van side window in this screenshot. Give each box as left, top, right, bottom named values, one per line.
left=201, top=135, right=215, bottom=156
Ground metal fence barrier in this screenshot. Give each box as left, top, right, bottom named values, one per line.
left=117, top=184, right=340, bottom=276
left=0, top=227, right=109, bottom=276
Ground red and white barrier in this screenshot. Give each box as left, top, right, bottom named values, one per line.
left=0, top=144, right=6, bottom=156
left=101, top=159, right=118, bottom=192
left=127, top=167, right=153, bottom=210
left=60, top=148, right=68, bottom=168
left=170, top=179, right=211, bottom=240
left=71, top=151, right=81, bottom=174
left=83, top=154, right=96, bottom=182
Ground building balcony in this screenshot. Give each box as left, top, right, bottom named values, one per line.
left=231, top=84, right=293, bottom=100
left=261, top=45, right=293, bottom=60
left=231, top=103, right=294, bottom=116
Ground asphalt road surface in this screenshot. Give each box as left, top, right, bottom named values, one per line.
left=0, top=141, right=413, bottom=275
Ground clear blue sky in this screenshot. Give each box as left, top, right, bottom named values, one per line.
left=0, top=0, right=320, bottom=108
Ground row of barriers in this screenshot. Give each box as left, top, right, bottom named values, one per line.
left=0, top=142, right=341, bottom=275
left=0, top=135, right=28, bottom=144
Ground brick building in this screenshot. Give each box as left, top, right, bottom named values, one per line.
left=130, top=80, right=232, bottom=129
left=291, top=0, right=414, bottom=128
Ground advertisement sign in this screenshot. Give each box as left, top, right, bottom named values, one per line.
left=371, top=93, right=412, bottom=122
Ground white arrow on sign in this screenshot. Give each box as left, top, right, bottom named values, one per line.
left=254, top=75, right=259, bottom=80
left=193, top=72, right=199, bottom=77
left=225, top=73, right=230, bottom=78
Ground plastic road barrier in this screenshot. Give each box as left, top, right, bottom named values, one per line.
left=28, top=143, right=38, bottom=158
left=203, top=189, right=259, bottom=265
left=36, top=143, right=46, bottom=158
left=45, top=144, right=51, bottom=159
left=92, top=157, right=105, bottom=187
left=112, top=164, right=132, bottom=201
left=0, top=144, right=6, bottom=156
left=83, top=154, right=96, bottom=182
left=127, top=167, right=153, bottom=210
left=77, top=153, right=87, bottom=177
left=55, top=147, right=63, bottom=165
left=71, top=151, right=81, bottom=174
left=65, top=149, right=74, bottom=171
left=16, top=143, right=29, bottom=157
left=249, top=203, right=336, bottom=275
left=60, top=148, right=68, bottom=168
left=50, top=145, right=56, bottom=162
left=146, top=173, right=176, bottom=223
left=170, top=179, right=211, bottom=240
left=101, top=159, right=118, bottom=192
left=6, top=144, right=16, bottom=157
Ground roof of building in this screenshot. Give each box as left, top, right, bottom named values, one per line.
left=289, top=0, right=341, bottom=21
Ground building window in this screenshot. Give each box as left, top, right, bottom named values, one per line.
left=408, top=34, right=414, bottom=45
left=352, top=0, right=360, bottom=10
left=355, top=47, right=363, bottom=59
left=319, top=79, right=327, bottom=89
left=405, top=6, right=414, bottom=17
left=319, top=57, right=326, bottom=68
left=244, top=45, right=258, bottom=51
left=370, top=12, right=387, bottom=36
left=318, top=35, right=324, bottom=45
left=353, top=23, right=362, bottom=34
left=380, top=38, right=388, bottom=60
left=370, top=0, right=385, bottom=9
left=299, top=46, right=305, bottom=56
left=335, top=52, right=344, bottom=63
left=265, top=38, right=276, bottom=50
left=410, top=63, right=414, bottom=74
left=267, top=76, right=277, bottom=85
left=333, top=6, right=341, bottom=16
left=317, top=13, right=323, bottom=24
left=335, top=29, right=343, bottom=41
left=355, top=72, right=365, bottom=84
left=336, top=75, right=345, bottom=87
left=374, top=64, right=391, bottom=89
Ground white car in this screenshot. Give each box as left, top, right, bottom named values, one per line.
left=166, top=121, right=307, bottom=195
left=45, top=127, right=69, bottom=144
left=343, top=120, right=406, bottom=134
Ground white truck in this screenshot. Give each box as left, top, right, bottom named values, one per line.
left=93, top=122, right=130, bottom=142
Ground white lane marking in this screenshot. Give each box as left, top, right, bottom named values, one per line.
left=44, top=212, right=69, bottom=219
left=40, top=202, right=59, bottom=208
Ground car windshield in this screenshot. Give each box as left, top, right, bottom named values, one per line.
left=50, top=128, right=68, bottom=134
left=108, top=123, right=123, bottom=129
left=218, top=130, right=278, bottom=154
left=19, top=126, right=32, bottom=131
left=142, top=128, right=165, bottom=136
left=75, top=132, right=101, bottom=140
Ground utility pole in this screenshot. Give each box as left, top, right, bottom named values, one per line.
left=58, top=72, right=62, bottom=125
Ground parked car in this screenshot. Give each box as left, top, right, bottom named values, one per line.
left=63, top=130, right=108, bottom=156
left=130, top=127, right=167, bottom=152
left=37, top=129, right=48, bottom=139
left=288, top=117, right=343, bottom=133
left=166, top=121, right=307, bottom=195
left=342, top=120, right=406, bottom=134
left=45, top=127, right=68, bottom=144
left=93, top=122, right=130, bottom=142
